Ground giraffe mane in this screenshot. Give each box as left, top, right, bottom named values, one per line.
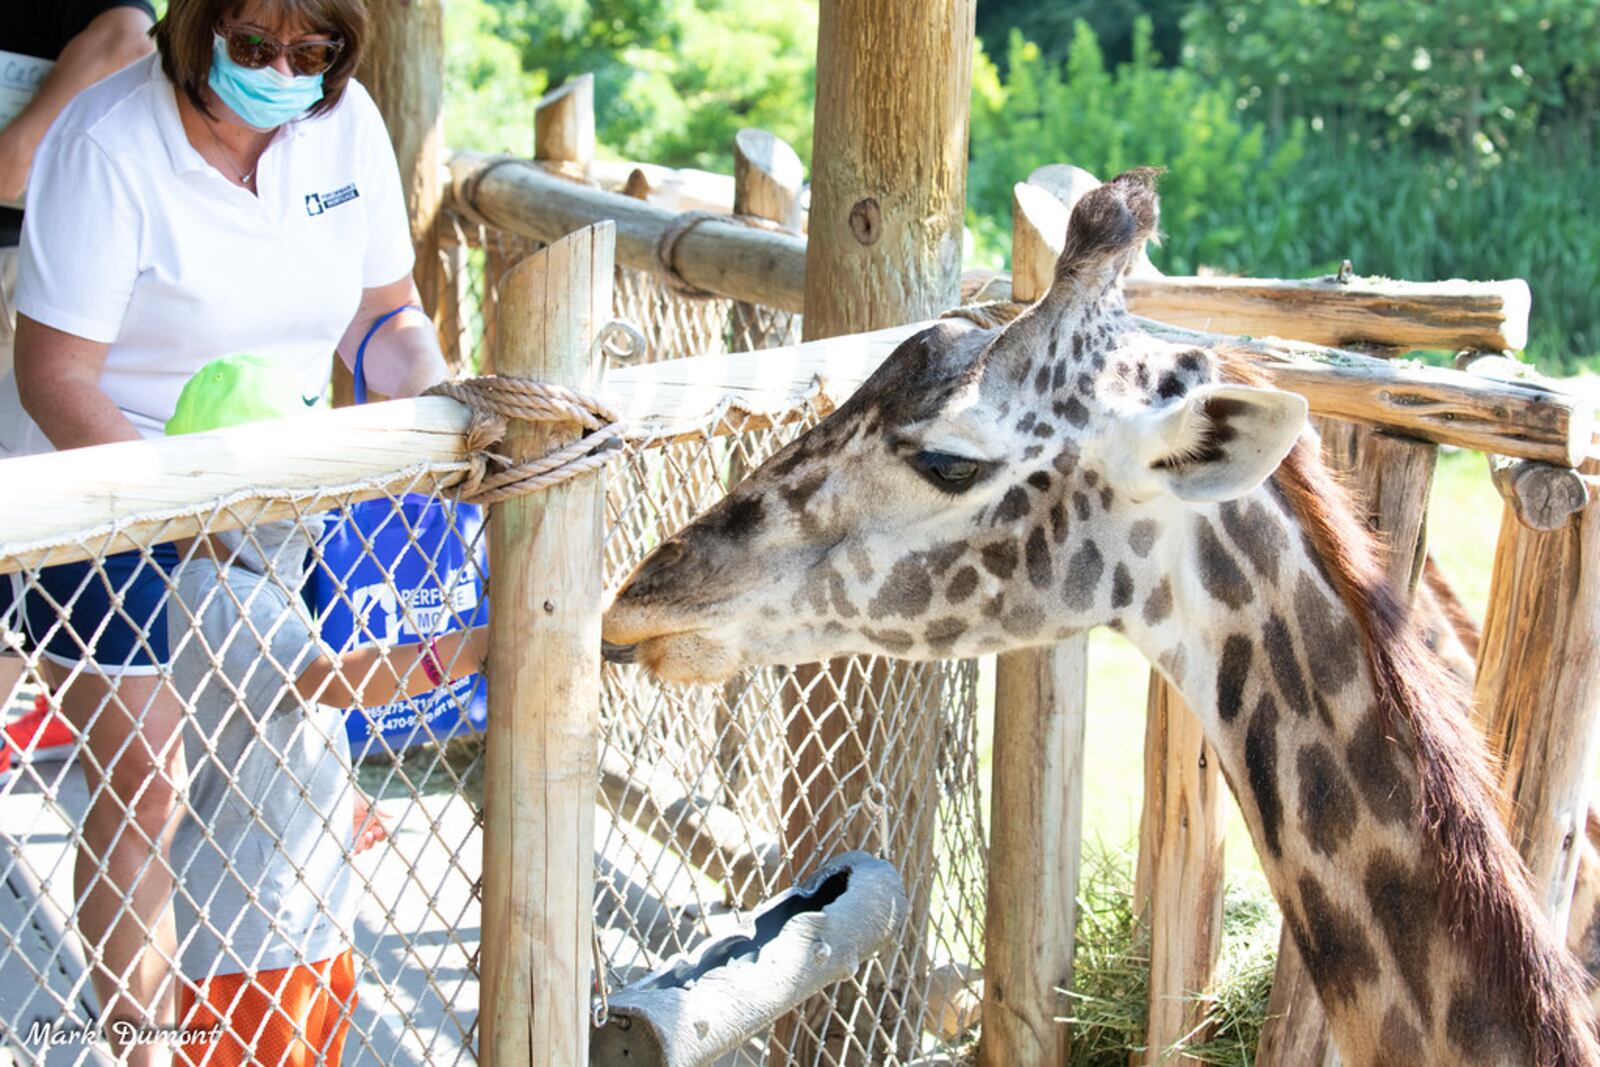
left=1219, top=349, right=1593, bottom=1065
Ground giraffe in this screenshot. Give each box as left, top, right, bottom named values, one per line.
left=601, top=170, right=1599, bottom=1066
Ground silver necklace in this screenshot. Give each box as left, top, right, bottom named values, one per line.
left=200, top=115, right=258, bottom=185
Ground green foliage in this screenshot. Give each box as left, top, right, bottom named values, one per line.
left=1181, top=0, right=1600, bottom=156
left=484, top=0, right=816, bottom=168
left=443, top=0, right=546, bottom=154
left=966, top=18, right=1303, bottom=274
left=975, top=0, right=1189, bottom=74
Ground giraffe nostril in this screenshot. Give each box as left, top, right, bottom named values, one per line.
left=624, top=539, right=690, bottom=599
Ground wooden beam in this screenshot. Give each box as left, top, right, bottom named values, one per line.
left=450, top=151, right=808, bottom=313
left=1125, top=274, right=1530, bottom=352
left=479, top=223, right=612, bottom=1067
left=452, top=153, right=1534, bottom=355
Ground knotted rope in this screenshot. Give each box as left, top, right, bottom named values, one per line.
left=423, top=376, right=623, bottom=506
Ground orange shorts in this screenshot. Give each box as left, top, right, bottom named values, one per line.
left=178, top=950, right=357, bottom=1067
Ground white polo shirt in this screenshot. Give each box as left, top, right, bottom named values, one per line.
left=0, top=54, right=413, bottom=455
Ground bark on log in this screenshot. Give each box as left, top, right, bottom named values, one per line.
left=1474, top=456, right=1600, bottom=928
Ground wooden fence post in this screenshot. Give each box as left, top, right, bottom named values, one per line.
left=343, top=0, right=445, bottom=405
left=479, top=222, right=614, bottom=1067
left=536, top=75, right=596, bottom=176
left=1474, top=456, right=1600, bottom=926
left=1253, top=418, right=1438, bottom=1067
left=777, top=2, right=976, bottom=1061
left=975, top=177, right=1086, bottom=1067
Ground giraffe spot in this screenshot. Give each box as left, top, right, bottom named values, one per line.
left=1083, top=470, right=1099, bottom=488
left=1177, top=349, right=1203, bottom=373
left=1053, top=448, right=1079, bottom=476
left=1034, top=364, right=1053, bottom=396
left=1052, top=361, right=1069, bottom=393
left=925, top=541, right=967, bottom=576
left=778, top=472, right=827, bottom=516
left=1047, top=321, right=1063, bottom=362
left=1217, top=635, right=1252, bottom=724
left=1288, top=874, right=1380, bottom=1009
left=1026, top=471, right=1052, bottom=493
left=1002, top=603, right=1044, bottom=637
left=846, top=544, right=875, bottom=582
left=1135, top=364, right=1151, bottom=391
left=1015, top=412, right=1037, bottom=434
left=981, top=593, right=1005, bottom=619
left=1059, top=396, right=1089, bottom=428
left=1091, top=352, right=1106, bottom=372
left=794, top=561, right=836, bottom=615
left=924, top=617, right=967, bottom=655
left=1364, top=849, right=1435, bottom=1025
left=1129, top=519, right=1158, bottom=558
left=1062, top=540, right=1104, bottom=611
left=1156, top=370, right=1186, bottom=400
left=993, top=487, right=1032, bottom=525
left=1374, top=1007, right=1426, bottom=1067
left=1076, top=372, right=1094, bottom=396
left=860, top=627, right=915, bottom=654
left=1195, top=518, right=1254, bottom=609
left=981, top=540, right=1019, bottom=580
left=1294, top=575, right=1360, bottom=693
left=1022, top=444, right=1044, bottom=460
left=1011, top=358, right=1032, bottom=386
left=1099, top=485, right=1114, bottom=511
left=1032, top=421, right=1055, bottom=438
left=867, top=556, right=933, bottom=620
left=1346, top=706, right=1416, bottom=826
left=1219, top=498, right=1288, bottom=583
left=1297, top=742, right=1359, bottom=856
left=1446, top=988, right=1530, bottom=1063
left=1073, top=492, right=1091, bottom=521
left=1245, top=695, right=1283, bottom=857
left=823, top=620, right=847, bottom=637
left=1264, top=613, right=1312, bottom=717
left=1049, top=502, right=1069, bottom=544
left=1142, top=578, right=1172, bottom=625
left=1026, top=527, right=1052, bottom=590
left=1111, top=563, right=1133, bottom=609
left=947, top=566, right=979, bottom=604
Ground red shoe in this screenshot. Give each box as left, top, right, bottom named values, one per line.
left=4, top=694, right=78, bottom=764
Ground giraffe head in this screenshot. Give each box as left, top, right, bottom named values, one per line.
left=603, top=170, right=1307, bottom=683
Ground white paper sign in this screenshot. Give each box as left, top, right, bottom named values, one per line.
left=1, top=50, right=53, bottom=209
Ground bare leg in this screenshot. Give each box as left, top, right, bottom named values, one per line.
left=52, top=664, right=185, bottom=1066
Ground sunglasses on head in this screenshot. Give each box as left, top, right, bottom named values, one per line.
left=219, top=27, right=344, bottom=77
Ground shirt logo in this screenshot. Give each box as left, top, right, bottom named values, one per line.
left=305, top=182, right=360, bottom=217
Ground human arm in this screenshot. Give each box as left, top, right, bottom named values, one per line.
left=293, top=625, right=488, bottom=709
left=335, top=275, right=448, bottom=400
left=0, top=6, right=155, bottom=203
left=13, top=313, right=141, bottom=449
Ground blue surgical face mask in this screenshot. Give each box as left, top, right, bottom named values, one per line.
left=208, top=32, right=325, bottom=130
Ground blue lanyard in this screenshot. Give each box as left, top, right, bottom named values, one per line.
left=352, top=304, right=425, bottom=405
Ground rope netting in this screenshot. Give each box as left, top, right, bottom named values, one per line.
left=0, top=214, right=985, bottom=1066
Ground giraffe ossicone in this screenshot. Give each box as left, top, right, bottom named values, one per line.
left=602, top=169, right=1600, bottom=1066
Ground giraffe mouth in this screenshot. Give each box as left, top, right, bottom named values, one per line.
left=601, top=640, right=638, bottom=664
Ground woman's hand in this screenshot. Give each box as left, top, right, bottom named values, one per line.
left=14, top=314, right=142, bottom=450
left=337, top=274, right=449, bottom=400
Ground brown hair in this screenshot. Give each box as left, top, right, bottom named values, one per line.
left=153, top=0, right=367, bottom=120
left=1217, top=348, right=1596, bottom=1066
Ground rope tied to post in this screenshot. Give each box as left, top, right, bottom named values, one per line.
left=423, top=376, right=623, bottom=505
left=655, top=209, right=802, bottom=299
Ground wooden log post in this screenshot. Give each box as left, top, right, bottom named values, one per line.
left=729, top=128, right=804, bottom=352
left=535, top=75, right=595, bottom=177
left=343, top=0, right=444, bottom=406
left=1473, top=455, right=1600, bottom=927
left=975, top=178, right=1087, bottom=1067
left=1254, top=416, right=1439, bottom=1067
left=479, top=223, right=614, bottom=1067
left=776, top=2, right=976, bottom=1062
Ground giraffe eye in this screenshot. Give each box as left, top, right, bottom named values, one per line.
left=909, top=450, right=986, bottom=492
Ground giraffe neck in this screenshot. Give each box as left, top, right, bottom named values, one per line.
left=1119, top=477, right=1597, bottom=1067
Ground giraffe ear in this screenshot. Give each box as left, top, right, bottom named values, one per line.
left=1106, top=384, right=1307, bottom=503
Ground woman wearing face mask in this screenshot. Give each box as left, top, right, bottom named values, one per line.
left=2, top=0, right=442, bottom=1057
